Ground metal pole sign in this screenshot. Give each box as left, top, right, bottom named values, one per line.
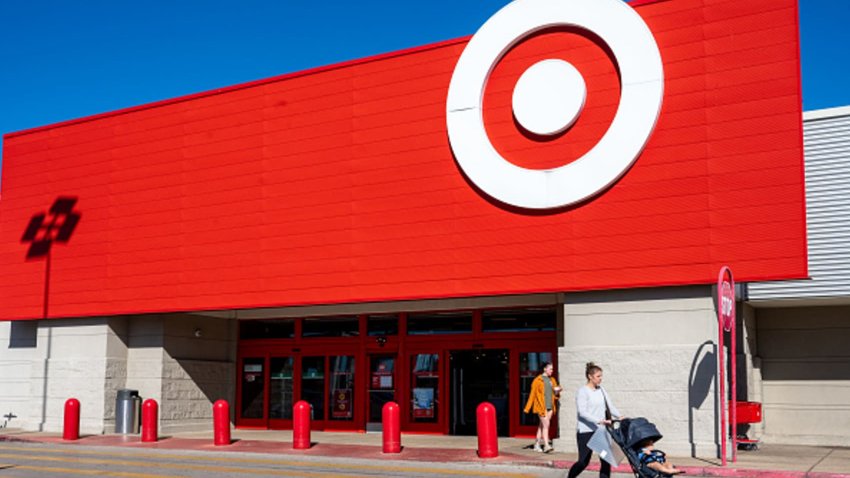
left=717, top=266, right=736, bottom=465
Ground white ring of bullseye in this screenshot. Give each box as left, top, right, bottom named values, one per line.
left=446, top=0, right=664, bottom=209
left=512, top=59, right=586, bottom=136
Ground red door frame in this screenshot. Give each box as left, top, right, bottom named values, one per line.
left=366, top=353, right=400, bottom=426
left=237, top=342, right=362, bottom=431
left=236, top=311, right=556, bottom=436
left=400, top=338, right=557, bottom=437
left=235, top=355, right=269, bottom=429
left=513, top=346, right=559, bottom=438
left=268, top=353, right=295, bottom=431
left=402, top=346, right=447, bottom=434
left=299, top=344, right=360, bottom=432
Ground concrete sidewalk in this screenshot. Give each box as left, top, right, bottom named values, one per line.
left=1, top=428, right=848, bottom=477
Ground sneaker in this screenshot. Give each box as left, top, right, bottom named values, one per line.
left=543, top=445, right=554, bottom=453
left=533, top=443, right=543, bottom=452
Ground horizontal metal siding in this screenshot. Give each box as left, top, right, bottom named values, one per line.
left=750, top=113, right=850, bottom=299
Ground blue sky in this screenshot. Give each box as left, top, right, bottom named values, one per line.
left=1, top=1, right=847, bottom=160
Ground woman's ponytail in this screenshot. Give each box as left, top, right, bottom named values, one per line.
left=585, top=361, right=602, bottom=379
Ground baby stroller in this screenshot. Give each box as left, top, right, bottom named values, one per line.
left=607, top=417, right=674, bottom=478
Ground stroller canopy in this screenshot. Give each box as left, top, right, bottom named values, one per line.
left=623, top=417, right=663, bottom=449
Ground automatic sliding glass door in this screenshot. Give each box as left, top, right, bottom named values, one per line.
left=269, top=356, right=294, bottom=426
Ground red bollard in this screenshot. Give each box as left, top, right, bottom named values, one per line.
left=382, top=401, right=401, bottom=453
left=213, top=399, right=231, bottom=446
left=63, top=398, right=80, bottom=441
left=141, top=399, right=158, bottom=443
left=476, top=402, right=498, bottom=458
left=293, top=400, right=311, bottom=449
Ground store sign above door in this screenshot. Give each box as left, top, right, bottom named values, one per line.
left=447, top=0, right=663, bottom=209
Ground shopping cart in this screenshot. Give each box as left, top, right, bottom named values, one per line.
left=735, top=401, right=762, bottom=451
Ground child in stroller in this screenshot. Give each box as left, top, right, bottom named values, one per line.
left=636, top=438, right=684, bottom=476
left=607, top=417, right=684, bottom=478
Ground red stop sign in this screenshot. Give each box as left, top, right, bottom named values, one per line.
left=719, top=278, right=735, bottom=332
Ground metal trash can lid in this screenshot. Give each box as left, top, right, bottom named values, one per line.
left=116, top=389, right=139, bottom=400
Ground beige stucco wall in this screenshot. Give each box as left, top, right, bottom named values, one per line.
left=0, top=314, right=237, bottom=435
left=0, top=321, right=39, bottom=431
left=158, top=315, right=237, bottom=433
left=755, top=305, right=850, bottom=446
left=118, top=314, right=238, bottom=434
left=18, top=318, right=125, bottom=434
left=557, top=286, right=723, bottom=458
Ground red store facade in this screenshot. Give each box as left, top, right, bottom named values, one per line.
left=0, top=0, right=807, bottom=449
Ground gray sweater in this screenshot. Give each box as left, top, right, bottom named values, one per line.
left=575, top=385, right=621, bottom=433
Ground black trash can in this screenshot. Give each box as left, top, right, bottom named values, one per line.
left=115, top=389, right=141, bottom=434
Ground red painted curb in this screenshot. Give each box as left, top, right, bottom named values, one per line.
left=550, top=460, right=850, bottom=478
left=3, top=433, right=848, bottom=478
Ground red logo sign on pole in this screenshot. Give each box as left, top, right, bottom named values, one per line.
left=717, top=266, right=737, bottom=466
left=720, top=279, right=735, bottom=332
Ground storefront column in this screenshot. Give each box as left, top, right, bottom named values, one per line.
left=557, top=286, right=720, bottom=458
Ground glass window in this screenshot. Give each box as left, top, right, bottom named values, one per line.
left=519, top=352, right=553, bottom=426
left=269, top=357, right=294, bottom=420
left=328, top=355, right=355, bottom=421
left=239, top=319, right=295, bottom=340
left=9, top=321, right=37, bottom=348
left=367, top=314, right=399, bottom=336
left=240, top=358, right=265, bottom=419
left=301, top=357, right=325, bottom=420
left=410, top=353, right=439, bottom=423
left=302, top=316, right=359, bottom=338
left=482, top=308, right=556, bottom=332
left=407, top=312, right=472, bottom=335
left=369, top=355, right=396, bottom=423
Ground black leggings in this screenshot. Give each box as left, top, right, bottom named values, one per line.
left=567, top=431, right=611, bottom=478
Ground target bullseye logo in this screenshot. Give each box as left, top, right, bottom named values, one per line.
left=446, top=0, right=664, bottom=209
left=513, top=59, right=586, bottom=136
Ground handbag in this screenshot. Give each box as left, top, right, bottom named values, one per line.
left=602, top=386, right=613, bottom=421
left=588, top=425, right=625, bottom=466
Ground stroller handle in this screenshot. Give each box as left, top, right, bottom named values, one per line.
left=606, top=417, right=630, bottom=432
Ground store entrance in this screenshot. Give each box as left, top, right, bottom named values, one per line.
left=367, top=354, right=397, bottom=432
left=449, top=349, right=509, bottom=436
left=236, top=309, right=557, bottom=435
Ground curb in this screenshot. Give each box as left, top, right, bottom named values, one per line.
left=2, top=433, right=848, bottom=478
left=0, top=435, right=37, bottom=444
left=552, top=460, right=850, bottom=478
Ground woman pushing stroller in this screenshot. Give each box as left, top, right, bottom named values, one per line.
left=567, top=362, right=623, bottom=478
left=568, top=362, right=685, bottom=478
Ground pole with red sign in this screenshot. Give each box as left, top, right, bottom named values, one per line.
left=717, top=266, right=736, bottom=465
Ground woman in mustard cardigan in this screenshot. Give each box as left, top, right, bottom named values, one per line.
left=523, top=362, right=561, bottom=453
